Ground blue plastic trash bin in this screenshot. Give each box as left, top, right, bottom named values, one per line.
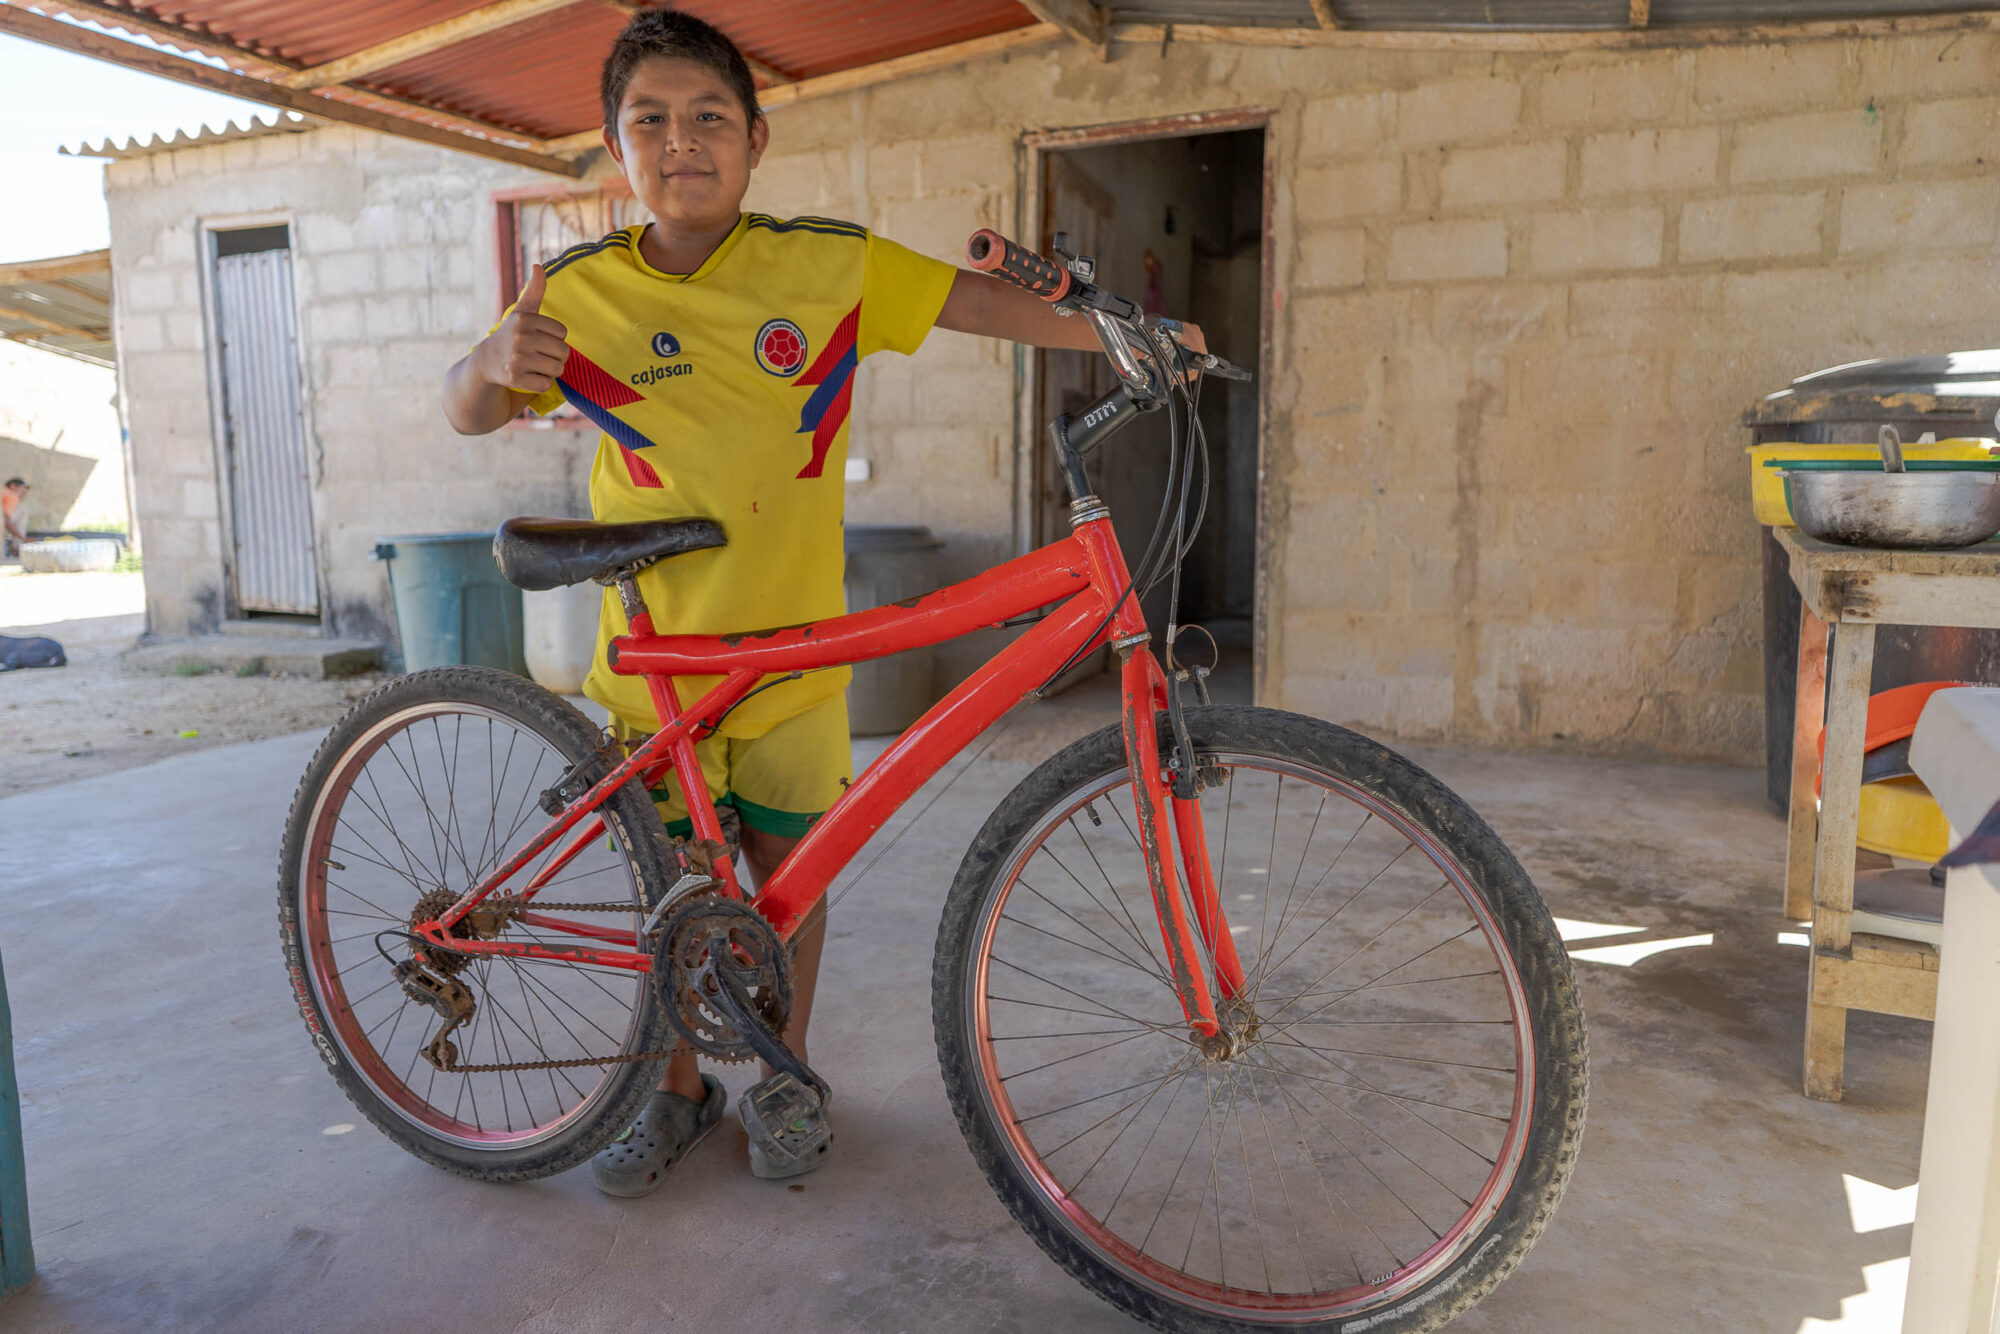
left=374, top=532, right=527, bottom=675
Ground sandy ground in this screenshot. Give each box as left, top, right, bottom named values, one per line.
left=0, top=567, right=381, bottom=800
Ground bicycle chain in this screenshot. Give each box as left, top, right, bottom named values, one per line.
left=418, top=896, right=679, bottom=1075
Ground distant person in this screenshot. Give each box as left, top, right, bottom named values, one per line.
left=2, top=478, right=28, bottom=558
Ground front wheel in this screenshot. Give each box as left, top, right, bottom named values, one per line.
left=932, top=706, right=1586, bottom=1333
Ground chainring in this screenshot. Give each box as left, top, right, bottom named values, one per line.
left=652, top=895, right=792, bottom=1064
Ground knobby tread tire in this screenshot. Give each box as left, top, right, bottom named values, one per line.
left=277, top=666, right=679, bottom=1183
left=931, top=705, right=1587, bottom=1334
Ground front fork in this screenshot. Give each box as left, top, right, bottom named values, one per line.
left=1118, top=644, right=1248, bottom=1048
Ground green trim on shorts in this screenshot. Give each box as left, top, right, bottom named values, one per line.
left=728, top=794, right=824, bottom=839
left=652, top=792, right=823, bottom=840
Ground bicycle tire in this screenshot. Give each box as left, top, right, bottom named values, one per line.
left=932, top=705, right=1586, bottom=1333
left=277, top=666, right=680, bottom=1182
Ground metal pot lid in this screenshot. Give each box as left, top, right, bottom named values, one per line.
left=1744, top=349, right=2000, bottom=426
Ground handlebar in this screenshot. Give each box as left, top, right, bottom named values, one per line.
left=963, top=229, right=1253, bottom=386
left=966, top=229, right=1073, bottom=303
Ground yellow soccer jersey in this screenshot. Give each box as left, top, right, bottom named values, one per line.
left=511, top=214, right=956, bottom=736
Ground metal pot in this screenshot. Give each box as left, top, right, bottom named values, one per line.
left=1782, top=468, right=2000, bottom=549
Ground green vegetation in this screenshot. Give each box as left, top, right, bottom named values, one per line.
left=169, top=659, right=213, bottom=677
left=234, top=658, right=265, bottom=678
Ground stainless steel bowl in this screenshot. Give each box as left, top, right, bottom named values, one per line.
left=1782, top=468, right=2000, bottom=549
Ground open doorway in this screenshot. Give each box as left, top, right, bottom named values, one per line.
left=1033, top=125, right=1265, bottom=697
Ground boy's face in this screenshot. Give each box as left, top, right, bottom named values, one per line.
left=605, top=56, right=767, bottom=231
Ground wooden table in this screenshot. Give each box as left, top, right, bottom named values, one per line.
left=1777, top=528, right=2000, bottom=1101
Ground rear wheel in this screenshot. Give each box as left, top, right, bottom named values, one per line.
left=933, top=706, right=1586, bottom=1333
left=278, top=667, right=678, bottom=1181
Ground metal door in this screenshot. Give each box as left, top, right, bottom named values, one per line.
left=212, top=240, right=318, bottom=614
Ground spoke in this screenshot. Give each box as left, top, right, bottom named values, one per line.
left=1262, top=1056, right=1439, bottom=1245
left=1253, top=1043, right=1510, bottom=1149
left=987, top=992, right=1183, bottom=1030
left=1265, top=1065, right=1408, bottom=1268
left=1000, top=910, right=1175, bottom=984
left=1058, top=1053, right=1202, bottom=1195
left=1254, top=1048, right=1475, bottom=1210
left=1260, top=1031, right=1516, bottom=1077
left=1253, top=844, right=1420, bottom=1003
left=1258, top=921, right=1484, bottom=1047
left=1254, top=811, right=1375, bottom=997
left=1017, top=1068, right=1204, bottom=1125
left=1100, top=1052, right=1200, bottom=1229
left=1015, top=876, right=1170, bottom=986
left=1045, top=821, right=1162, bottom=974
left=1254, top=879, right=1450, bottom=1036
left=988, top=955, right=1181, bottom=1037
left=1001, top=1026, right=1175, bottom=1083
left=1238, top=1057, right=1306, bottom=1292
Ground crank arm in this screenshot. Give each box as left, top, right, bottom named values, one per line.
left=701, top=954, right=828, bottom=1101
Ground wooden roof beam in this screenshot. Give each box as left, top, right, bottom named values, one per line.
left=0, top=251, right=109, bottom=285
left=0, top=302, right=107, bottom=342
left=283, top=0, right=580, bottom=89
left=0, top=4, right=581, bottom=176
left=43, top=0, right=558, bottom=151
left=1307, top=0, right=1340, bottom=28
left=1019, top=0, right=1107, bottom=59
left=547, top=22, right=1064, bottom=152
left=1108, top=10, right=2000, bottom=49
left=1, top=331, right=112, bottom=367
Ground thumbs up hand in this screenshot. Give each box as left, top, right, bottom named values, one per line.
left=476, top=262, right=570, bottom=393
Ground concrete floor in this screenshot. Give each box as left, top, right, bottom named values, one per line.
left=0, top=678, right=1929, bottom=1333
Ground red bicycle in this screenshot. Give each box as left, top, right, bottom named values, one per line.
left=278, top=230, right=1585, bottom=1334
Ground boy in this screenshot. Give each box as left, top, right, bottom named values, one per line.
left=444, top=9, right=1200, bottom=1195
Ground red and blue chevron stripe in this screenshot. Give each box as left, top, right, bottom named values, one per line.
left=793, top=302, right=860, bottom=480
left=556, top=348, right=663, bottom=488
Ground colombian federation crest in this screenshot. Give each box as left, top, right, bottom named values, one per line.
left=754, top=318, right=808, bottom=377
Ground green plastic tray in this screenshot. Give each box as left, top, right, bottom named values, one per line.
left=1762, top=458, right=2000, bottom=471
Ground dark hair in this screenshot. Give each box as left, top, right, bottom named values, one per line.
left=3, top=479, right=23, bottom=489
left=600, top=9, right=760, bottom=127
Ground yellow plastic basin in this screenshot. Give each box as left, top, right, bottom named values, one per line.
left=1856, top=774, right=1951, bottom=864
left=1748, top=439, right=1995, bottom=527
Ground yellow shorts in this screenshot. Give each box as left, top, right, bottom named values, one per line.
left=615, top=692, right=853, bottom=840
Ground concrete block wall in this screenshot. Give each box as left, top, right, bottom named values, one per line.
left=106, top=126, right=596, bottom=642
left=741, top=28, right=2000, bottom=763
left=105, top=28, right=2000, bottom=761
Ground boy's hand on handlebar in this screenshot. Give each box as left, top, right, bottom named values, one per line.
left=477, top=263, right=571, bottom=394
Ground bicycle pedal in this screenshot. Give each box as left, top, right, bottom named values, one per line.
left=737, top=1071, right=833, bottom=1179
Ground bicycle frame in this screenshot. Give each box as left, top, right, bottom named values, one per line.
left=414, top=507, right=1248, bottom=1038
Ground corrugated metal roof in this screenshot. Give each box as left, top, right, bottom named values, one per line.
left=88, top=0, right=497, bottom=68
left=1331, top=0, right=1625, bottom=28
left=60, top=109, right=316, bottom=159
left=0, top=251, right=114, bottom=367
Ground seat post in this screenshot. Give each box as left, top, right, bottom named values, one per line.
left=607, top=567, right=655, bottom=636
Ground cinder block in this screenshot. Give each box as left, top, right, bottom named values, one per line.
left=1387, top=219, right=1508, bottom=282
left=1678, top=192, right=1825, bottom=262
left=1693, top=42, right=1849, bottom=116
left=1297, top=228, right=1366, bottom=290
left=1731, top=110, right=1882, bottom=183
left=1295, top=158, right=1402, bottom=221
left=1540, top=57, right=1677, bottom=127
left=1855, top=32, right=2000, bottom=100
left=122, top=270, right=177, bottom=313
left=919, top=135, right=1012, bottom=196
left=1840, top=179, right=2000, bottom=253
left=1580, top=127, right=1719, bottom=196
left=1902, top=96, right=2000, bottom=168
left=1530, top=206, right=1664, bottom=273
left=1396, top=79, right=1521, bottom=147
left=314, top=252, right=378, bottom=299
left=1299, top=91, right=1392, bottom=160
left=1439, top=142, right=1567, bottom=208
left=866, top=142, right=918, bottom=198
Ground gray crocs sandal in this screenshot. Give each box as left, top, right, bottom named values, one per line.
left=591, top=1073, right=726, bottom=1198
